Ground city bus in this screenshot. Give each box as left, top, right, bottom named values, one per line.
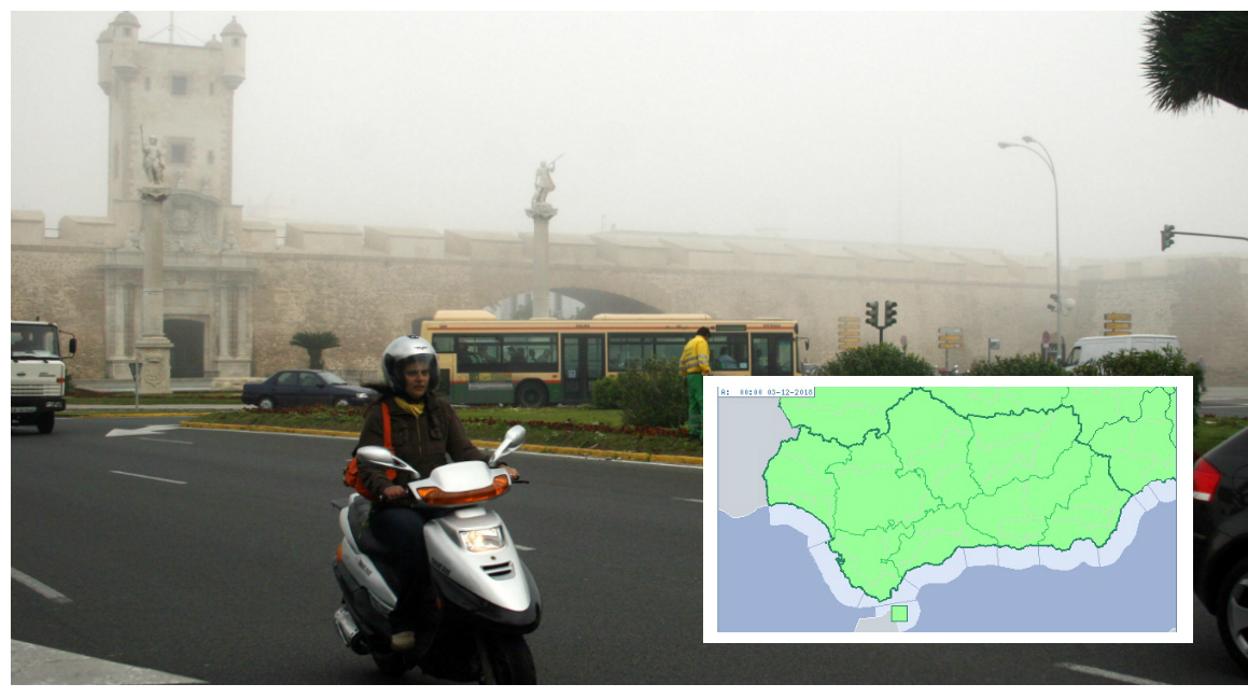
left=420, top=310, right=802, bottom=406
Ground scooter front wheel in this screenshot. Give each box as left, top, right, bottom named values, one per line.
left=475, top=631, right=536, bottom=684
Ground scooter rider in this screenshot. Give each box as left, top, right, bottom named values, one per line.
left=354, top=335, right=520, bottom=652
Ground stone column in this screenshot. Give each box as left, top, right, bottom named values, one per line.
left=106, top=276, right=130, bottom=378
left=526, top=202, right=557, bottom=318
left=134, top=186, right=174, bottom=394
left=217, top=284, right=231, bottom=360
left=215, top=283, right=253, bottom=382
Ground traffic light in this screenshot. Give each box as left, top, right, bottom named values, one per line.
left=865, top=301, right=879, bottom=328
left=1161, top=224, right=1175, bottom=252
left=884, top=300, right=898, bottom=328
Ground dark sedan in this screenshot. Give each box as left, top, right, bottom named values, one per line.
left=1195, top=426, right=1248, bottom=675
left=242, top=370, right=378, bottom=410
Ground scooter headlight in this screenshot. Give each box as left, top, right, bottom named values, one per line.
left=459, top=527, right=504, bottom=553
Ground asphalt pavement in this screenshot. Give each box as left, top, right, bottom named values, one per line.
left=10, top=416, right=1247, bottom=684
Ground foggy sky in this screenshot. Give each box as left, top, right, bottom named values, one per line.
left=10, top=10, right=1248, bottom=260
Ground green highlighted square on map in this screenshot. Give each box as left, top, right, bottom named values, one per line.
left=891, top=605, right=908, bottom=623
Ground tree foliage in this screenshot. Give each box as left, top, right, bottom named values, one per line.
left=967, top=353, right=1068, bottom=376
left=1072, top=346, right=1205, bottom=412
left=1143, top=11, right=1248, bottom=113
left=617, top=358, right=687, bottom=428
left=818, top=343, right=935, bottom=376
left=290, top=330, right=340, bottom=370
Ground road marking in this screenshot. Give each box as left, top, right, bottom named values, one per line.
left=1056, top=663, right=1166, bottom=685
left=11, top=640, right=204, bottom=684
left=110, top=471, right=187, bottom=486
left=674, top=497, right=703, bottom=503
left=516, top=544, right=537, bottom=552
left=105, top=424, right=181, bottom=438
left=138, top=437, right=194, bottom=445
left=11, top=568, right=72, bottom=604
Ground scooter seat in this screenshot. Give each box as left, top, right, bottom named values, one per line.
left=347, top=496, right=394, bottom=558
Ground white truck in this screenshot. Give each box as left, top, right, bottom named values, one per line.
left=11, top=320, right=77, bottom=434
left=1064, top=334, right=1180, bottom=369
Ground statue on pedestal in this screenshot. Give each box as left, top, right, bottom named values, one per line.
left=141, top=125, right=165, bottom=185
left=532, top=156, right=561, bottom=207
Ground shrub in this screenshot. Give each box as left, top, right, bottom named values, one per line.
left=617, top=358, right=687, bottom=428
left=967, top=353, right=1068, bottom=376
left=1073, top=346, right=1204, bottom=412
left=819, top=343, right=935, bottom=376
left=590, top=374, right=623, bottom=409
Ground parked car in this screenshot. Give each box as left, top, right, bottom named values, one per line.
left=1194, top=426, right=1248, bottom=675
left=242, top=370, right=377, bottom=409
left=1064, top=334, right=1180, bottom=369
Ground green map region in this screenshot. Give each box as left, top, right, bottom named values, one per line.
left=762, top=387, right=1177, bottom=602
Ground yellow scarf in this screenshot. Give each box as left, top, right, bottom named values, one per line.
left=393, top=396, right=425, bottom=419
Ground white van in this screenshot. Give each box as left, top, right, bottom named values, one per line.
left=1065, top=334, right=1180, bottom=369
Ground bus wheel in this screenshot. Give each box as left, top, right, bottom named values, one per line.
left=515, top=381, right=548, bottom=409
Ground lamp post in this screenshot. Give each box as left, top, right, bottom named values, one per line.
left=999, top=136, right=1062, bottom=362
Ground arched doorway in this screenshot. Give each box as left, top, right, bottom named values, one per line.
left=164, top=318, right=205, bottom=378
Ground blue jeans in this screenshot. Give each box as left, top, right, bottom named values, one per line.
left=369, top=506, right=431, bottom=632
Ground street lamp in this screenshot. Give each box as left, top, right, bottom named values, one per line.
left=999, top=135, right=1063, bottom=362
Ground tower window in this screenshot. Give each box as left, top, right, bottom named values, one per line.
left=172, top=75, right=188, bottom=96
left=209, top=82, right=215, bottom=95
left=207, top=150, right=215, bottom=165
left=232, top=38, right=239, bottom=47
left=145, top=77, right=151, bottom=91
left=170, top=142, right=188, bottom=164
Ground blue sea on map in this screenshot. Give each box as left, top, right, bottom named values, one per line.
left=718, top=508, right=871, bottom=631
left=912, top=499, right=1177, bottom=632
left=719, top=500, right=1176, bottom=632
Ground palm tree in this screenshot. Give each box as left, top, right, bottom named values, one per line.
left=1143, top=11, right=1248, bottom=113
left=290, top=330, right=340, bottom=370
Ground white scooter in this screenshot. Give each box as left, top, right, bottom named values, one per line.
left=332, top=425, right=540, bottom=683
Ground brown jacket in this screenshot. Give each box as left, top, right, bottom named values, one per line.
left=353, top=392, right=487, bottom=505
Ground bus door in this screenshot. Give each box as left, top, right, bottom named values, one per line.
left=751, top=334, right=795, bottom=376
left=561, top=334, right=604, bottom=403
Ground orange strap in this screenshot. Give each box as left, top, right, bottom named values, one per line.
left=381, top=401, right=392, bottom=450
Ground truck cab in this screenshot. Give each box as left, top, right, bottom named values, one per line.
left=11, top=321, right=76, bottom=434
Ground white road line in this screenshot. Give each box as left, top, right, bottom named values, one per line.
left=1056, top=663, right=1166, bottom=685
left=138, top=437, right=194, bottom=445
left=674, top=497, right=703, bottom=503
left=516, top=544, right=537, bottom=552
left=11, top=640, right=204, bottom=684
left=110, top=471, right=187, bottom=486
left=11, top=568, right=72, bottom=604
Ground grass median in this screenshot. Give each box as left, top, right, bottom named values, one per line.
left=1196, top=415, right=1248, bottom=458
left=182, top=404, right=701, bottom=457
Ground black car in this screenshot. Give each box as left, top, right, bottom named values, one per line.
left=1194, top=426, right=1248, bottom=674
left=242, top=370, right=377, bottom=410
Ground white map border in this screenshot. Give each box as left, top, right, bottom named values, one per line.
left=702, top=375, right=1194, bottom=644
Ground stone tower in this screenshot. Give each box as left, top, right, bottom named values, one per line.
left=97, top=12, right=246, bottom=217
left=95, top=12, right=256, bottom=384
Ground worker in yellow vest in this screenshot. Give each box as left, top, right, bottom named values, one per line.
left=679, top=327, right=712, bottom=438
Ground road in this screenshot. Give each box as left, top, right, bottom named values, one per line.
left=11, top=417, right=1247, bottom=684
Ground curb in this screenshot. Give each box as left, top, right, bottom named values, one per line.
left=179, top=420, right=703, bottom=466
left=66, top=411, right=219, bottom=419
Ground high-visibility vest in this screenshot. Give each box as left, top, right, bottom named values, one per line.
left=680, top=335, right=711, bottom=375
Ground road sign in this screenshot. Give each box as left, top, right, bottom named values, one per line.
left=939, top=335, right=963, bottom=342
left=1103, top=331, right=1130, bottom=337
left=938, top=327, right=963, bottom=335
left=1103, top=322, right=1132, bottom=331
left=938, top=341, right=962, bottom=349
left=1103, top=312, right=1131, bottom=321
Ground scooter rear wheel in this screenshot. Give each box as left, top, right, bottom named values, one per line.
left=371, top=651, right=413, bottom=678
left=476, top=631, right=536, bottom=684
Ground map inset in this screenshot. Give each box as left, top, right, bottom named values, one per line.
left=714, top=385, right=1180, bottom=634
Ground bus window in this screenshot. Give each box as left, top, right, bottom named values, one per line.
left=456, top=334, right=556, bottom=372
left=710, top=333, right=748, bottom=371
left=608, top=334, right=690, bottom=371
left=431, top=334, right=455, bottom=353
left=752, top=334, right=794, bottom=376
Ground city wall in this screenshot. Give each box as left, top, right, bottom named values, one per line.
left=12, top=211, right=1248, bottom=385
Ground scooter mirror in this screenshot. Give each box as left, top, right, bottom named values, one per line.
left=356, top=445, right=395, bottom=467
left=490, top=425, right=527, bottom=465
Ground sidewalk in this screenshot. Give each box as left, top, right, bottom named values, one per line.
left=68, top=404, right=244, bottom=411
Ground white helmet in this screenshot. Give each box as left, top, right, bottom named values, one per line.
left=381, top=335, right=440, bottom=395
